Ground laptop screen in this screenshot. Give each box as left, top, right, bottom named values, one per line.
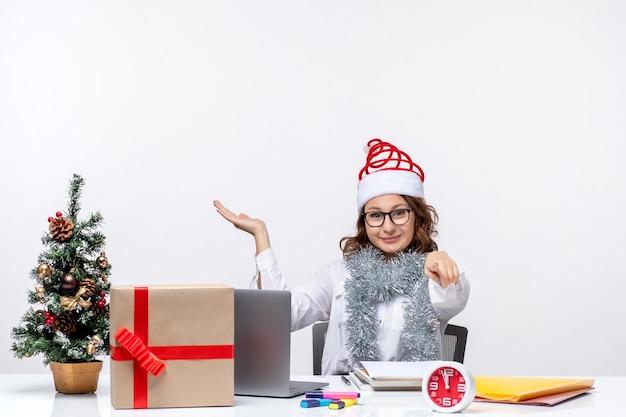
left=234, top=289, right=292, bottom=396
left=233, top=289, right=328, bottom=397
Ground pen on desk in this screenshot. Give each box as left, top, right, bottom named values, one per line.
left=329, top=398, right=358, bottom=410
left=341, top=375, right=351, bottom=386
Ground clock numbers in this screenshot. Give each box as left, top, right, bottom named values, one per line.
left=422, top=361, right=476, bottom=413
left=427, top=366, right=465, bottom=406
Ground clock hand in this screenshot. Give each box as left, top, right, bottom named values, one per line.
left=440, top=369, right=450, bottom=390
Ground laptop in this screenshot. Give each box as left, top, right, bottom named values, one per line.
left=234, top=289, right=328, bottom=397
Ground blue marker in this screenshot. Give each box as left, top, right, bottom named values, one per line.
left=300, top=398, right=333, bottom=408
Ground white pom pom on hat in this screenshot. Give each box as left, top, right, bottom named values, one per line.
left=356, top=138, right=425, bottom=213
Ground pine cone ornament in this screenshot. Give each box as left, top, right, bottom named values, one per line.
left=52, top=314, right=77, bottom=335
left=90, top=302, right=109, bottom=317
left=49, top=216, right=74, bottom=241
left=78, top=278, right=96, bottom=297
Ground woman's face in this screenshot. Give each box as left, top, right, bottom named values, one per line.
left=363, top=194, right=415, bottom=256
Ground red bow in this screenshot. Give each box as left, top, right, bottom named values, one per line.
left=114, top=327, right=166, bottom=376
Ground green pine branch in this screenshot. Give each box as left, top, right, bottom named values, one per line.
left=67, top=173, right=84, bottom=221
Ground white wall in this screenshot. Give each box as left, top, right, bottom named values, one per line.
left=1, top=0, right=625, bottom=376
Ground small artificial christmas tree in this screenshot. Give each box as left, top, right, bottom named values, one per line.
left=11, top=174, right=111, bottom=366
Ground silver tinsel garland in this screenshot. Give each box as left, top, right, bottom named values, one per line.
left=344, top=246, right=440, bottom=368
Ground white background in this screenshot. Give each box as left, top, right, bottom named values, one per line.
left=1, top=1, right=625, bottom=377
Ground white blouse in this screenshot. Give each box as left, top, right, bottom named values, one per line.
left=251, top=247, right=470, bottom=375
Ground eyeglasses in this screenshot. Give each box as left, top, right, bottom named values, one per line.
left=362, top=209, right=412, bottom=227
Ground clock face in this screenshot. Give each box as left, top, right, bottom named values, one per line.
left=422, top=362, right=475, bottom=413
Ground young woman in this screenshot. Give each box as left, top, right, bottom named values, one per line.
left=214, top=138, right=470, bottom=375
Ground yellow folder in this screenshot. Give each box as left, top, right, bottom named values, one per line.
left=475, top=376, right=595, bottom=402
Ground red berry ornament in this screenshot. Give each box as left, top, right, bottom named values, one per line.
left=97, top=299, right=106, bottom=307
left=45, top=312, right=55, bottom=325
left=56, top=211, right=62, bottom=217
left=48, top=217, right=53, bottom=222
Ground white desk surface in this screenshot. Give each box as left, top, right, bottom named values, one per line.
left=1, top=373, right=620, bottom=417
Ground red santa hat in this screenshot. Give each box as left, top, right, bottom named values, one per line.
left=356, top=138, right=425, bottom=213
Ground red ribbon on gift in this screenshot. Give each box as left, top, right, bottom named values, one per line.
left=110, top=286, right=234, bottom=408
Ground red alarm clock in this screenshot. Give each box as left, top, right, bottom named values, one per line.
left=422, top=361, right=476, bottom=413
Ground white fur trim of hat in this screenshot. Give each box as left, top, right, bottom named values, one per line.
left=356, top=138, right=425, bottom=213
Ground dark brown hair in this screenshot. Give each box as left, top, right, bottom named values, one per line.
left=339, top=195, right=439, bottom=257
